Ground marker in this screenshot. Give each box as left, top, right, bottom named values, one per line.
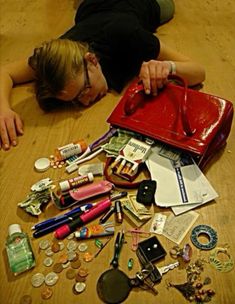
left=54, top=198, right=112, bottom=239
left=31, top=203, right=94, bottom=231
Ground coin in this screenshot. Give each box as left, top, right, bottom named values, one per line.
left=71, top=259, right=81, bottom=269
left=31, top=273, right=45, bottom=287
left=43, top=257, right=54, bottom=267
left=51, top=242, right=60, bottom=253
left=62, top=261, right=71, bottom=269
left=78, top=243, right=88, bottom=252
left=74, top=282, right=86, bottom=293
left=39, top=239, right=50, bottom=250
left=77, top=267, right=88, bottom=277
left=83, top=252, right=93, bottom=262
left=45, top=247, right=54, bottom=257
left=75, top=273, right=86, bottom=282
left=58, top=241, right=65, bottom=251
left=67, top=240, right=78, bottom=251
left=20, top=295, right=32, bottom=304
left=45, top=272, right=59, bottom=286
left=67, top=251, right=77, bottom=261
left=67, top=233, right=74, bottom=240
left=52, top=262, right=64, bottom=273
left=41, top=286, right=53, bottom=300
left=66, top=268, right=76, bottom=280
left=72, top=284, right=79, bottom=295
left=58, top=253, right=68, bottom=264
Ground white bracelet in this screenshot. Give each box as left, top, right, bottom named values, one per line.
left=167, top=61, right=176, bottom=75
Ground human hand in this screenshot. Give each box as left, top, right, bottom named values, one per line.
left=139, top=60, right=172, bottom=96
left=0, top=107, right=24, bottom=150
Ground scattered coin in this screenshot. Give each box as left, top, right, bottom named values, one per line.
left=45, top=272, right=59, bottom=286
left=39, top=240, right=50, bottom=250
left=75, top=273, right=86, bottom=282
left=51, top=242, right=60, bottom=253
left=66, top=268, right=76, bottom=280
left=74, top=282, right=86, bottom=293
left=45, top=247, right=54, bottom=257
left=52, top=262, right=64, bottom=273
left=67, top=251, right=77, bottom=261
left=78, top=267, right=89, bottom=277
left=31, top=273, right=45, bottom=288
left=58, top=253, right=68, bottom=264
left=41, top=286, right=53, bottom=300
left=83, top=252, right=93, bottom=262
left=43, top=257, right=54, bottom=267
left=72, top=284, right=79, bottom=295
left=78, top=243, right=88, bottom=252
left=71, top=259, right=81, bottom=269
left=62, top=261, right=71, bottom=269
left=20, top=294, right=32, bottom=304
left=58, top=241, right=65, bottom=251
left=67, top=240, right=78, bottom=251
left=67, top=233, right=74, bottom=240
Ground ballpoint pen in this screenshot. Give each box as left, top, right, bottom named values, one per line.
left=31, top=203, right=95, bottom=231
left=33, top=210, right=84, bottom=238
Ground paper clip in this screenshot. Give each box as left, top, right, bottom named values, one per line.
left=126, top=228, right=151, bottom=251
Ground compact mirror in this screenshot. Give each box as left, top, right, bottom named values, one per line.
left=97, top=268, right=138, bottom=304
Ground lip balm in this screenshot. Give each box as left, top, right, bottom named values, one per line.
left=59, top=173, right=94, bottom=192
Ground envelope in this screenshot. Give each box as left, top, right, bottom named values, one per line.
left=146, top=146, right=218, bottom=210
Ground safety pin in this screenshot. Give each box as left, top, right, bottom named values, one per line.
left=126, top=228, right=151, bottom=251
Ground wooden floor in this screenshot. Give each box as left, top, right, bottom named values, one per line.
left=0, top=1, right=235, bottom=303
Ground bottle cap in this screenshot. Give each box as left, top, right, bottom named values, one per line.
left=87, top=172, right=94, bottom=182
left=34, top=157, right=50, bottom=172
left=8, top=224, right=22, bottom=236
left=59, top=180, right=70, bottom=192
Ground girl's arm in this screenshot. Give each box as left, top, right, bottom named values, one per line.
left=0, top=59, right=35, bottom=150
left=139, top=40, right=206, bottom=95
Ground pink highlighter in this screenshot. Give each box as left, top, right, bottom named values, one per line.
left=54, top=198, right=111, bottom=239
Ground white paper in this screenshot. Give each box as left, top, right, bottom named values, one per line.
left=146, top=146, right=218, bottom=210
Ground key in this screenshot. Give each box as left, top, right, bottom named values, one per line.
left=136, top=271, right=158, bottom=295
left=158, top=261, right=180, bottom=276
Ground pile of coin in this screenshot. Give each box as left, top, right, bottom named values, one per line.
left=30, top=235, right=90, bottom=300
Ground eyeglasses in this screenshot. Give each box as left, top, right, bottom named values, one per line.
left=76, top=59, right=91, bottom=101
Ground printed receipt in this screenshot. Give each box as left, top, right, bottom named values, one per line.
left=162, top=211, right=199, bottom=244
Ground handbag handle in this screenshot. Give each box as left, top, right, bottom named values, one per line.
left=124, top=75, right=195, bottom=136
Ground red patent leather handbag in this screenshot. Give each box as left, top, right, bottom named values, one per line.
left=107, top=76, right=234, bottom=169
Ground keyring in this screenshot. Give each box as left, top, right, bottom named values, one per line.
left=209, top=246, right=234, bottom=272
left=190, top=225, right=217, bottom=250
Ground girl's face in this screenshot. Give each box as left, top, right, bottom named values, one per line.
left=57, top=55, right=108, bottom=106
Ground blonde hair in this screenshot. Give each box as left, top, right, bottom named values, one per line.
left=28, top=39, right=89, bottom=111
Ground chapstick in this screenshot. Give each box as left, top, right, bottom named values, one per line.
left=59, top=173, right=94, bottom=192
left=115, top=201, right=123, bottom=223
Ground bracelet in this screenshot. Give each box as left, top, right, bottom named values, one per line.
left=167, top=61, right=176, bottom=75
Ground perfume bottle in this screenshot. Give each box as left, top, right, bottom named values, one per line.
left=6, top=224, right=35, bottom=275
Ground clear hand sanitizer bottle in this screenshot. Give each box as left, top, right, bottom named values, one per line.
left=6, top=224, right=35, bottom=275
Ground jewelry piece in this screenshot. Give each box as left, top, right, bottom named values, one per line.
left=209, top=246, right=234, bottom=272
left=191, top=225, right=217, bottom=250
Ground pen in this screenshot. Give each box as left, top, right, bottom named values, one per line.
left=31, top=203, right=94, bottom=230
left=54, top=198, right=112, bottom=239
left=99, top=206, right=115, bottom=224
left=33, top=211, right=84, bottom=238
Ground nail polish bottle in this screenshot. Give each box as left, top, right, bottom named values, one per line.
left=6, top=224, right=35, bottom=275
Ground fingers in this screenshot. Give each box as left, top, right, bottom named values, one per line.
left=0, top=114, right=24, bottom=150
left=139, top=60, right=171, bottom=96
